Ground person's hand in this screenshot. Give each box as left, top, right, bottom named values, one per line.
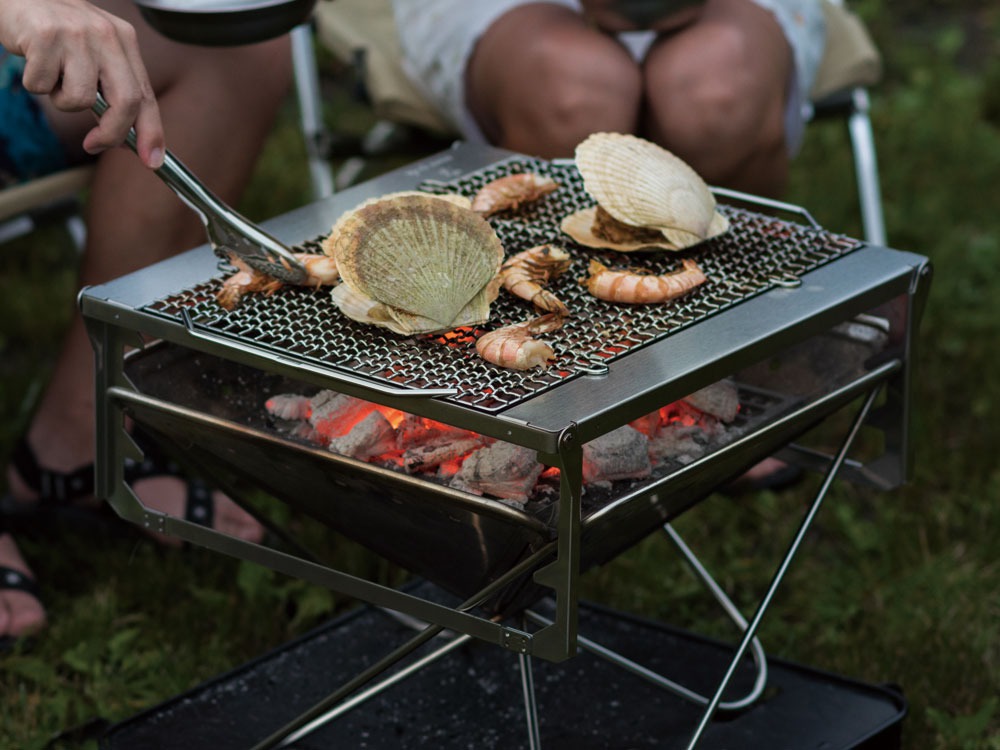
left=580, top=0, right=706, bottom=33
left=0, top=0, right=164, bottom=168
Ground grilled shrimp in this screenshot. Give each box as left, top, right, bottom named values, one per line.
left=498, top=243, right=572, bottom=315
left=475, top=313, right=566, bottom=370
left=217, top=254, right=285, bottom=310
left=584, top=258, right=706, bottom=304
left=471, top=173, right=559, bottom=217
left=216, top=252, right=339, bottom=310
left=289, top=253, right=340, bottom=288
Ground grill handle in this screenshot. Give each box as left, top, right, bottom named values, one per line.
left=180, top=309, right=459, bottom=398
left=709, top=186, right=821, bottom=230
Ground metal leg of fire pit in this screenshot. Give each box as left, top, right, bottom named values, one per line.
left=520, top=615, right=543, bottom=750
left=273, top=626, right=474, bottom=748
left=245, top=544, right=558, bottom=750
left=681, top=385, right=881, bottom=750
left=523, top=386, right=880, bottom=748
left=526, top=523, right=769, bottom=713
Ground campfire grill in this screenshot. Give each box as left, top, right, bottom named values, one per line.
left=80, top=143, right=930, bottom=749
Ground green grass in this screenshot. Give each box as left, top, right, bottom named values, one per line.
left=2, top=4, right=999, bottom=748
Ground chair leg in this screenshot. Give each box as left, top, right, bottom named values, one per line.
left=66, top=214, right=87, bottom=252
left=291, top=22, right=335, bottom=200
left=846, top=88, right=887, bottom=246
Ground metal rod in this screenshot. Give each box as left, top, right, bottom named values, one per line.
left=251, top=619, right=447, bottom=750
left=709, top=186, right=821, bottom=230
left=277, top=631, right=473, bottom=747
left=525, top=594, right=766, bottom=712
left=663, top=522, right=769, bottom=711
left=519, top=614, right=542, bottom=750
left=249, top=545, right=554, bottom=750
left=290, top=22, right=335, bottom=200
left=684, top=385, right=881, bottom=750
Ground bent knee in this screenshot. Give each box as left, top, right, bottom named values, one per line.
left=535, top=49, right=642, bottom=150
left=644, top=30, right=789, bottom=161
left=476, top=21, right=643, bottom=157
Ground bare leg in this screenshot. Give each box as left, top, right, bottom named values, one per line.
left=5, top=0, right=291, bottom=546
left=641, top=0, right=793, bottom=196
left=466, top=3, right=642, bottom=159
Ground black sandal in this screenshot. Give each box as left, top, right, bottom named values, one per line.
left=0, top=523, right=43, bottom=653
left=1, top=433, right=213, bottom=531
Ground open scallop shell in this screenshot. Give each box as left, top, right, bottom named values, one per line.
left=573, top=132, right=729, bottom=249
left=326, top=193, right=504, bottom=334
left=561, top=207, right=679, bottom=252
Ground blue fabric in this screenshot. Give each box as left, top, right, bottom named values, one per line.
left=1, top=47, right=68, bottom=189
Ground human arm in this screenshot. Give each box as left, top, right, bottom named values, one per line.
left=0, top=0, right=164, bottom=167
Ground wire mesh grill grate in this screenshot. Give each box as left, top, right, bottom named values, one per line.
left=144, top=156, right=861, bottom=412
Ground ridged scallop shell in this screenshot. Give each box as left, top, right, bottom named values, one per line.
left=321, top=191, right=471, bottom=257
left=327, top=193, right=504, bottom=333
left=574, top=132, right=728, bottom=247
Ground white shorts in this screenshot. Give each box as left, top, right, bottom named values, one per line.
left=390, top=0, right=826, bottom=154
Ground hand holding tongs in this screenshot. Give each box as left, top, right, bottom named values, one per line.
left=91, top=91, right=308, bottom=283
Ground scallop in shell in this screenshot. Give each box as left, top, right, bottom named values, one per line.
left=327, top=193, right=504, bottom=334
left=567, top=132, right=729, bottom=251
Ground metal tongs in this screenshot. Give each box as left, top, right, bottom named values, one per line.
left=91, top=91, right=308, bottom=283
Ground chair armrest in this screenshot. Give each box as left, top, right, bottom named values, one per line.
left=0, top=165, right=95, bottom=222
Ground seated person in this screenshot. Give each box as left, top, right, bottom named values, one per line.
left=1, top=0, right=292, bottom=645
left=389, top=0, right=826, bottom=197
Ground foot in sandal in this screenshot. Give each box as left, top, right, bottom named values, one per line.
left=0, top=531, right=46, bottom=649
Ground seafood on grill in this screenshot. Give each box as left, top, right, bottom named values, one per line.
left=584, top=257, right=706, bottom=304
left=561, top=132, right=729, bottom=252
left=319, top=191, right=472, bottom=257
left=325, top=193, right=505, bottom=335
left=216, top=252, right=340, bottom=310
left=475, top=313, right=566, bottom=370
left=498, top=243, right=573, bottom=315
left=471, top=172, right=559, bottom=217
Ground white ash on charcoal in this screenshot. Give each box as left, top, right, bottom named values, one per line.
left=451, top=442, right=544, bottom=505
left=681, top=379, right=740, bottom=423
left=309, top=390, right=377, bottom=441
left=326, top=411, right=397, bottom=460
left=265, top=393, right=325, bottom=443
left=401, top=435, right=492, bottom=474
left=265, top=393, right=312, bottom=421
left=582, top=425, right=652, bottom=487
left=394, top=414, right=476, bottom=451
left=647, top=422, right=710, bottom=466
left=628, top=410, right=662, bottom=437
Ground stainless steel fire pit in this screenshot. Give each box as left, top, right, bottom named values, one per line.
left=80, top=143, right=930, bottom=749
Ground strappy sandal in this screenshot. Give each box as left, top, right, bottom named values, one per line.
left=1, top=432, right=213, bottom=532
left=0, top=523, right=43, bottom=653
